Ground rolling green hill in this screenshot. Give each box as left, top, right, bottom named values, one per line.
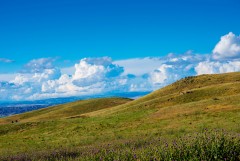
left=1, top=72, right=240, bottom=160
left=0, top=97, right=132, bottom=124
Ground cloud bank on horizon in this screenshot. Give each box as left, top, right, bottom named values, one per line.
left=1, top=32, right=240, bottom=101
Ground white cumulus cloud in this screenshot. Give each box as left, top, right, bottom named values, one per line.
left=213, top=32, right=240, bottom=60
left=195, top=61, right=240, bottom=75
left=21, top=57, right=56, bottom=73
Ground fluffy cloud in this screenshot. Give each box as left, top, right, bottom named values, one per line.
left=33, top=68, right=61, bottom=82
left=5, top=57, right=126, bottom=100
left=21, top=57, right=56, bottom=73
left=1, top=32, right=240, bottom=101
left=11, top=74, right=31, bottom=85
left=149, top=64, right=175, bottom=87
left=213, top=32, right=240, bottom=60
left=195, top=61, right=240, bottom=75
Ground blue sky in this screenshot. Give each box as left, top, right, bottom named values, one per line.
left=0, top=0, right=240, bottom=101
left=1, top=0, right=240, bottom=71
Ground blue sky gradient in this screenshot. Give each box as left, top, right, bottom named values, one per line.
left=0, top=0, right=240, bottom=101
left=1, top=0, right=240, bottom=73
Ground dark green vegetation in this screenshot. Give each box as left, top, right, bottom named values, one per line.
left=1, top=72, right=240, bottom=160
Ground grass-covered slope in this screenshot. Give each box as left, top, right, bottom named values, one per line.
left=0, top=97, right=132, bottom=124
left=0, top=72, right=240, bottom=158
left=86, top=72, right=240, bottom=118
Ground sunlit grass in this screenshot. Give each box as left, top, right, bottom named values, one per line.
left=1, top=129, right=239, bottom=160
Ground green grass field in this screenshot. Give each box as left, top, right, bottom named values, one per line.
left=0, top=72, right=240, bottom=160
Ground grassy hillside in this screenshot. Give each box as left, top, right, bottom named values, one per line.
left=0, top=72, right=240, bottom=159
left=0, top=97, right=132, bottom=124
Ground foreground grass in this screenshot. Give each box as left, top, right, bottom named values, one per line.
left=1, top=129, right=239, bottom=161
